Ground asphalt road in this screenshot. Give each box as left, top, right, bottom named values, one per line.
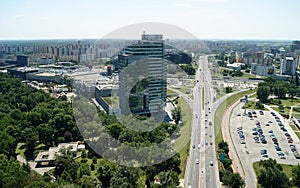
left=184, top=56, right=220, bottom=188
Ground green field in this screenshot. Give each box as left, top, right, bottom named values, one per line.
left=175, top=97, right=192, bottom=178
left=175, top=86, right=194, bottom=95
left=271, top=106, right=291, bottom=115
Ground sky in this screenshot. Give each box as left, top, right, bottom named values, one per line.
left=0, top=0, right=299, bottom=40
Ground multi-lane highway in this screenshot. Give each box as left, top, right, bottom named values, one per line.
left=184, top=56, right=219, bottom=188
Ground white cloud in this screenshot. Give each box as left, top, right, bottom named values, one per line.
left=184, top=0, right=229, bottom=3
left=14, top=14, right=25, bottom=19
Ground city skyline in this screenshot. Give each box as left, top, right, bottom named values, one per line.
left=0, top=0, right=300, bottom=40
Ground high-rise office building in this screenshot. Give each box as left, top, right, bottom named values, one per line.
left=291, top=41, right=300, bottom=52
left=281, top=57, right=296, bottom=75
left=17, top=55, right=29, bottom=67
left=118, top=34, right=166, bottom=116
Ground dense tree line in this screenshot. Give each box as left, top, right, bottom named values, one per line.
left=257, top=76, right=300, bottom=103
left=0, top=73, right=81, bottom=159
left=0, top=73, right=182, bottom=187
left=179, top=64, right=196, bottom=75
left=217, top=141, right=245, bottom=188
left=257, top=159, right=289, bottom=188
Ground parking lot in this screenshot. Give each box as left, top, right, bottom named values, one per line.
left=230, top=102, right=300, bottom=166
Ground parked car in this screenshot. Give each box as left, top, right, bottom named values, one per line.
left=260, top=149, right=268, bottom=157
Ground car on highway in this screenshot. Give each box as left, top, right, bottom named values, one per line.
left=196, top=159, right=199, bottom=164
left=210, top=161, right=213, bottom=166
left=193, top=144, right=195, bottom=149
left=198, top=144, right=201, bottom=149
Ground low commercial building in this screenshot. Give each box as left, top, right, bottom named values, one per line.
left=7, top=67, right=39, bottom=80
left=251, top=63, right=275, bottom=77
left=226, top=63, right=243, bottom=71
left=35, top=141, right=85, bottom=167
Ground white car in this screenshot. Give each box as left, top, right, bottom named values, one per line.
left=198, top=144, right=201, bottom=149
left=196, top=159, right=199, bottom=164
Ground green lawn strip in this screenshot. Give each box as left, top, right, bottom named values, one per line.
left=175, top=97, right=192, bottom=178
left=241, top=73, right=257, bottom=79
left=167, top=89, right=177, bottom=95
left=214, top=90, right=256, bottom=168
left=175, top=86, right=194, bottom=95
left=295, top=132, right=300, bottom=140
left=290, top=124, right=299, bottom=131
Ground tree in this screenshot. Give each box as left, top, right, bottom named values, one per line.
left=289, top=88, right=297, bottom=99
left=23, top=128, right=39, bottom=159
left=274, top=81, right=287, bottom=99
left=222, top=170, right=245, bottom=188
left=258, top=159, right=289, bottom=188
left=0, top=131, right=16, bottom=157
left=79, top=175, right=102, bottom=188
left=97, top=159, right=116, bottom=187
left=78, top=163, right=91, bottom=178
left=156, top=170, right=179, bottom=187
left=171, top=107, right=181, bottom=124
left=54, top=149, right=79, bottom=182
left=255, top=101, right=264, bottom=110
left=257, top=86, right=270, bottom=103
left=279, top=104, right=284, bottom=112
left=37, top=124, right=54, bottom=147
left=218, top=141, right=229, bottom=154
left=225, top=87, right=233, bottom=93
left=292, top=164, right=300, bottom=187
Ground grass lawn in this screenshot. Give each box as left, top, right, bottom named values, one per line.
left=292, top=112, right=300, bottom=118
left=281, top=98, right=300, bottom=107
left=295, top=132, right=300, bottom=140
left=167, top=89, right=177, bottom=95
left=175, top=97, right=192, bottom=178
left=271, top=106, right=291, bottom=116
left=214, top=87, right=227, bottom=101
left=249, top=94, right=258, bottom=99
left=244, top=100, right=264, bottom=110
left=175, top=86, right=194, bottom=95
left=290, top=124, right=299, bottom=131
left=241, top=73, right=257, bottom=79
left=16, top=143, right=26, bottom=158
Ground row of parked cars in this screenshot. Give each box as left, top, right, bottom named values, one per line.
left=252, top=120, right=267, bottom=144
left=237, top=126, right=245, bottom=144
left=270, top=111, right=300, bottom=159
